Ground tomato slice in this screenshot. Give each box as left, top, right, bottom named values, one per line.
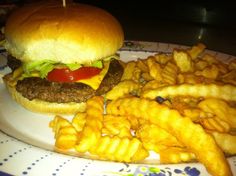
left=47, top=67, right=102, bottom=82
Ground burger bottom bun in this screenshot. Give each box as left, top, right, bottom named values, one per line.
left=4, top=81, right=86, bottom=115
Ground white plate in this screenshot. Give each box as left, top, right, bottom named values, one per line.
left=0, top=41, right=236, bottom=176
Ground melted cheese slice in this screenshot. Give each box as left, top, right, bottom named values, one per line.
left=77, top=61, right=110, bottom=90
left=11, top=61, right=110, bottom=90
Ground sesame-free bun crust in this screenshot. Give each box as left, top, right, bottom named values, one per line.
left=4, top=2, right=124, bottom=64
left=4, top=75, right=86, bottom=115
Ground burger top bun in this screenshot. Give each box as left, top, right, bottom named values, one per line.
left=4, top=2, right=124, bottom=64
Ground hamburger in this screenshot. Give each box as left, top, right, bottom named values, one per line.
left=2, top=1, right=124, bottom=114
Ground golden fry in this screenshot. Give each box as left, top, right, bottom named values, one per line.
left=195, top=64, right=219, bottom=79
left=75, top=96, right=104, bottom=153
left=132, top=66, right=142, bottom=82
left=198, top=117, right=230, bottom=133
left=198, top=98, right=236, bottom=128
left=216, top=63, right=228, bottom=74
left=105, top=80, right=140, bottom=100
left=142, top=80, right=166, bottom=91
left=228, top=60, right=236, bottom=70
left=142, top=84, right=236, bottom=101
left=55, top=126, right=78, bottom=150
left=177, top=73, right=214, bottom=84
left=159, top=147, right=196, bottom=164
left=154, top=53, right=172, bottom=64
left=107, top=97, right=232, bottom=176
left=136, top=58, right=149, bottom=72
left=71, top=112, right=86, bottom=132
left=221, top=70, right=236, bottom=85
left=210, top=131, right=236, bottom=155
left=147, top=56, right=163, bottom=81
left=136, top=123, right=183, bottom=153
left=126, top=115, right=141, bottom=130
left=202, top=54, right=219, bottom=64
left=183, top=108, right=212, bottom=122
left=50, top=115, right=72, bottom=137
left=194, top=59, right=208, bottom=70
left=89, top=136, right=149, bottom=162
left=173, top=50, right=193, bottom=72
left=121, top=61, right=136, bottom=81
left=162, top=61, right=178, bottom=85
left=102, top=115, right=132, bottom=138
left=50, top=115, right=78, bottom=149
left=141, top=72, right=154, bottom=81
left=187, top=43, right=206, bottom=60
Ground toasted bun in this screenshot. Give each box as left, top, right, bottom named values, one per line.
left=4, top=74, right=86, bottom=114
left=4, top=2, right=124, bottom=64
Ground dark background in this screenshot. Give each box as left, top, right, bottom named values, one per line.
left=1, top=0, right=236, bottom=55
left=76, top=0, right=236, bottom=55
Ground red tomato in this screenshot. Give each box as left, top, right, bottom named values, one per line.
left=47, top=67, right=102, bottom=82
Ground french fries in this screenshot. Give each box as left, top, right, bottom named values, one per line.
left=142, top=84, right=236, bottom=101
left=105, top=80, right=140, bottom=100
left=50, top=43, right=235, bottom=176
left=210, top=131, right=236, bottom=155
left=173, top=49, right=194, bottom=72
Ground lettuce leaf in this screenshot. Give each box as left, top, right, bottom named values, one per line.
left=22, top=54, right=118, bottom=78
left=23, top=60, right=56, bottom=78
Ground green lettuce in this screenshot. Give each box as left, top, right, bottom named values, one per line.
left=22, top=54, right=119, bottom=78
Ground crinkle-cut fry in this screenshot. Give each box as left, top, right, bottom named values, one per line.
left=221, top=70, right=236, bottom=86
left=154, top=53, right=172, bottom=64
left=187, top=43, right=206, bottom=60
left=194, top=59, right=208, bottom=70
left=141, top=72, right=154, bottom=81
left=107, top=97, right=232, bottom=176
left=75, top=127, right=100, bottom=153
left=177, top=73, right=214, bottom=84
left=173, top=49, right=194, bottom=72
left=198, top=117, right=231, bottom=133
left=127, top=115, right=141, bottom=130
left=142, top=80, right=167, bottom=91
left=142, top=84, right=236, bottom=101
left=210, top=131, right=236, bottom=155
left=183, top=108, right=213, bottom=122
left=105, top=80, right=140, bottom=100
left=198, top=98, right=236, bottom=128
left=121, top=61, right=136, bottom=81
left=89, top=136, right=149, bottom=162
left=72, top=113, right=86, bottom=132
left=75, top=96, right=104, bottom=153
left=102, top=115, right=132, bottom=138
left=136, top=58, right=149, bottom=72
left=50, top=115, right=72, bottom=137
left=49, top=115, right=78, bottom=150
left=228, top=60, right=236, bottom=70
left=159, top=147, right=196, bottom=164
left=55, top=126, right=78, bottom=150
left=136, top=123, right=183, bottom=152
left=202, top=53, right=219, bottom=64
left=132, top=66, right=142, bottom=82
left=147, top=56, right=163, bottom=81
left=216, top=63, right=228, bottom=74
left=195, top=64, right=219, bottom=79
left=162, top=61, right=178, bottom=85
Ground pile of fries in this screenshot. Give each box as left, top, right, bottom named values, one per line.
left=50, top=43, right=236, bottom=176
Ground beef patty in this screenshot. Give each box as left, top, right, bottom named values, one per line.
left=15, top=60, right=124, bottom=103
